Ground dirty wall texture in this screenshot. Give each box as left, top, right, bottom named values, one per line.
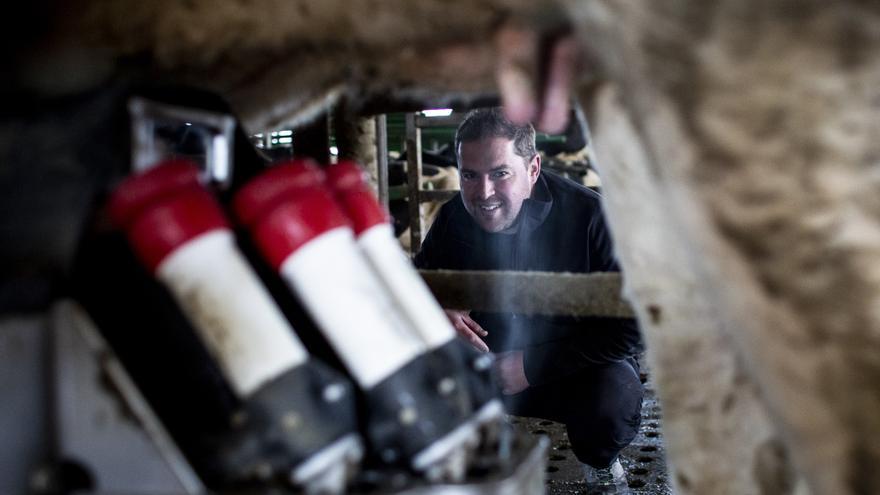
left=586, top=83, right=799, bottom=495
left=48, top=0, right=552, bottom=130
left=568, top=1, right=880, bottom=494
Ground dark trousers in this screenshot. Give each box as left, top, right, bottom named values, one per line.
left=503, top=357, right=644, bottom=468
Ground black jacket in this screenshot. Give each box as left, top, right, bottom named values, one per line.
left=414, top=171, right=642, bottom=386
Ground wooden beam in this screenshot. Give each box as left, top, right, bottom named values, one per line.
left=418, top=269, right=634, bottom=318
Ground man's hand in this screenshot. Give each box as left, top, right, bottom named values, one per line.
left=444, top=309, right=490, bottom=353
left=493, top=350, right=529, bottom=395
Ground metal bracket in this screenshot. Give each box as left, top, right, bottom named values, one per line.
left=51, top=301, right=205, bottom=494
left=129, top=97, right=236, bottom=189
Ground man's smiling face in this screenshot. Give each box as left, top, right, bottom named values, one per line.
left=458, top=137, right=541, bottom=233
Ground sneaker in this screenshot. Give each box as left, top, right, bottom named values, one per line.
left=583, top=458, right=629, bottom=494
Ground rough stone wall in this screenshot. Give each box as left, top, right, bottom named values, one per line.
left=41, top=0, right=553, bottom=129
left=587, top=83, right=796, bottom=495
left=570, top=1, right=880, bottom=494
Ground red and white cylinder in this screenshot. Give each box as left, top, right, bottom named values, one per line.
left=108, top=160, right=309, bottom=398
left=233, top=161, right=426, bottom=390
left=325, top=161, right=457, bottom=351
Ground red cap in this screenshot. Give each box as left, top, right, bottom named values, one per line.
left=233, top=159, right=324, bottom=227
left=234, top=163, right=352, bottom=270
left=325, top=161, right=388, bottom=236
left=108, top=160, right=229, bottom=272
left=107, top=159, right=201, bottom=228
left=324, top=160, right=368, bottom=191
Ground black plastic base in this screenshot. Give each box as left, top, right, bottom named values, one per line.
left=218, top=358, right=359, bottom=483
left=362, top=351, right=478, bottom=468
left=437, top=339, right=499, bottom=413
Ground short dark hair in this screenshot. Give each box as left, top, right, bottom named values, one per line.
left=454, top=107, right=537, bottom=166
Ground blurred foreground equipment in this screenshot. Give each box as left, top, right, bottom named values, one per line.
left=0, top=95, right=548, bottom=495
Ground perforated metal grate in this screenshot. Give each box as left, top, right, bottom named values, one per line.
left=510, top=369, right=671, bottom=494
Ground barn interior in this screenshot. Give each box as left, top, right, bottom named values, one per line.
left=3, top=1, right=880, bottom=495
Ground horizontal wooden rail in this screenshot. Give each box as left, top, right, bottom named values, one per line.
left=418, top=270, right=635, bottom=318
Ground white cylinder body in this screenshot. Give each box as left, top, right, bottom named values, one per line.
left=279, top=227, right=426, bottom=389
left=358, top=224, right=456, bottom=350
left=157, top=229, right=309, bottom=397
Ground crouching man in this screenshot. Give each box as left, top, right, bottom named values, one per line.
left=415, top=108, right=644, bottom=494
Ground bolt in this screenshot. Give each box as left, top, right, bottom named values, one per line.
left=398, top=406, right=418, bottom=425
left=426, top=465, right=443, bottom=482
left=473, top=354, right=493, bottom=371
left=252, top=462, right=273, bottom=480
left=381, top=448, right=398, bottom=463
left=231, top=410, right=248, bottom=428
left=29, top=468, right=51, bottom=492
left=437, top=377, right=457, bottom=395
left=282, top=411, right=301, bottom=431
left=323, top=383, right=346, bottom=403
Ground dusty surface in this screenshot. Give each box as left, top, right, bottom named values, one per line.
left=15, top=0, right=568, bottom=130
left=587, top=83, right=790, bottom=495
left=576, top=2, right=880, bottom=493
